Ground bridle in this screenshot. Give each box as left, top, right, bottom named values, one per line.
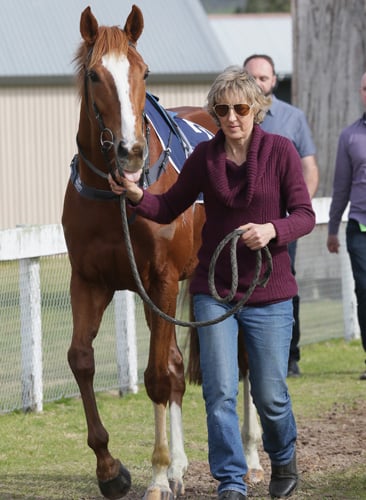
left=76, top=44, right=172, bottom=190
left=76, top=50, right=116, bottom=181
left=76, top=101, right=172, bottom=190
left=77, top=69, right=146, bottom=183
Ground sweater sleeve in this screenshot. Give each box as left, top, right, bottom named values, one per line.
left=131, top=141, right=207, bottom=224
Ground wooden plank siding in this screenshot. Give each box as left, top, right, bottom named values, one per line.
left=0, top=82, right=211, bottom=230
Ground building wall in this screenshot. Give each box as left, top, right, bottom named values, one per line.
left=0, top=81, right=212, bottom=230
left=0, top=86, right=78, bottom=230
left=147, top=82, right=212, bottom=108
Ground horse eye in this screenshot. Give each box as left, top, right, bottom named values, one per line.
left=88, top=70, right=99, bottom=83
left=144, top=69, right=150, bottom=81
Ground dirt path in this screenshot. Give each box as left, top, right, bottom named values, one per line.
left=125, top=399, right=366, bottom=499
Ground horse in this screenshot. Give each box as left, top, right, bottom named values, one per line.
left=62, top=5, right=263, bottom=499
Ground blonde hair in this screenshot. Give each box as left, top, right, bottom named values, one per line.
left=206, top=65, right=271, bottom=126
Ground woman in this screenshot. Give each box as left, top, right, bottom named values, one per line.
left=110, top=66, right=315, bottom=499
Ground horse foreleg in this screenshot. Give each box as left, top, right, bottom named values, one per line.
left=68, top=280, right=131, bottom=499
left=68, top=348, right=131, bottom=499
left=242, top=372, right=264, bottom=485
left=143, top=402, right=171, bottom=500
left=168, top=400, right=188, bottom=496
left=144, top=397, right=187, bottom=500
left=143, top=300, right=187, bottom=499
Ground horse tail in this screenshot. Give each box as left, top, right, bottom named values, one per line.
left=238, top=329, right=249, bottom=378
left=183, top=288, right=248, bottom=382
left=186, top=320, right=248, bottom=383
left=186, top=293, right=202, bottom=385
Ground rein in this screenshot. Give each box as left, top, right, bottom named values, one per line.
left=119, top=195, right=273, bottom=328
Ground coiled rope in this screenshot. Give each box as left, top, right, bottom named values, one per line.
left=119, top=195, right=273, bottom=327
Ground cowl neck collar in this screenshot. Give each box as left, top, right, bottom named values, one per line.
left=206, top=124, right=267, bottom=208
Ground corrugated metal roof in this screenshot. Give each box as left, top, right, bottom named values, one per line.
left=209, top=13, right=292, bottom=77
left=0, top=0, right=229, bottom=81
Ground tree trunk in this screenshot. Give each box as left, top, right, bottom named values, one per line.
left=292, top=0, right=366, bottom=196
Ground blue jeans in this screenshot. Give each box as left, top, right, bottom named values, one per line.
left=346, top=219, right=366, bottom=351
left=193, top=294, right=297, bottom=496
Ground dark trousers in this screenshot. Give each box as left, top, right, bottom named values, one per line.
left=288, top=240, right=300, bottom=362
left=346, top=220, right=366, bottom=352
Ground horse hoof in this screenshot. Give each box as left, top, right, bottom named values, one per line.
left=98, top=460, right=131, bottom=499
left=143, top=486, right=174, bottom=500
left=169, top=478, right=185, bottom=497
left=244, top=467, right=264, bottom=485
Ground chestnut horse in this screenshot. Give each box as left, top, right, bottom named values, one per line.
left=62, top=5, right=263, bottom=499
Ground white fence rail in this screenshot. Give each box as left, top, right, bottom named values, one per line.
left=1, top=225, right=139, bottom=413
left=0, top=198, right=360, bottom=414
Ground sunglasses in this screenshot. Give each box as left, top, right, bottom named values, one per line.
left=213, top=103, right=252, bottom=117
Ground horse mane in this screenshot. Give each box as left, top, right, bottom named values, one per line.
left=74, top=25, right=129, bottom=96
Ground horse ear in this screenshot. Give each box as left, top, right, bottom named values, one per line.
left=123, top=4, right=144, bottom=45
left=80, top=6, right=99, bottom=46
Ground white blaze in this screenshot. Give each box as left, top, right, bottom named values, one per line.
left=102, top=53, right=136, bottom=149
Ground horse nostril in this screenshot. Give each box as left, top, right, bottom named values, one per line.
left=117, top=141, right=128, bottom=159
left=131, top=144, right=144, bottom=158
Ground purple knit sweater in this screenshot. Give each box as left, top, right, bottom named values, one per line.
left=132, top=124, right=315, bottom=305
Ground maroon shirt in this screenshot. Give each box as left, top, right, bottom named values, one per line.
left=132, top=125, right=315, bottom=305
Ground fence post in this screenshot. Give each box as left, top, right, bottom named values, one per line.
left=339, top=228, right=360, bottom=341
left=19, top=257, right=43, bottom=412
left=113, top=291, right=138, bottom=395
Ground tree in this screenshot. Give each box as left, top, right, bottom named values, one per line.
left=246, top=0, right=290, bottom=12
left=292, top=0, right=366, bottom=196
left=200, top=0, right=290, bottom=13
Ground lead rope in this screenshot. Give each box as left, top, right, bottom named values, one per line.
left=119, top=195, right=273, bottom=327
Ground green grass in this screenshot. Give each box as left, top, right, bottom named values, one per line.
left=1, top=257, right=363, bottom=497
left=0, top=338, right=365, bottom=499
left=289, top=338, right=365, bottom=418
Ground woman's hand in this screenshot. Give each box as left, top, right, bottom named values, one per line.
left=108, top=173, right=144, bottom=205
left=238, top=222, right=276, bottom=251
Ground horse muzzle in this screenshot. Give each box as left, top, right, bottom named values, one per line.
left=114, top=137, right=147, bottom=182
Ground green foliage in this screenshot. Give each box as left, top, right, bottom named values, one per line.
left=245, top=0, right=291, bottom=13
left=201, top=0, right=291, bottom=14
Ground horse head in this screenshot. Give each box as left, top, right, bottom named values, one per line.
left=75, top=5, right=149, bottom=182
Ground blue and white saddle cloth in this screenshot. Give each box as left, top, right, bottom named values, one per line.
left=144, top=92, right=213, bottom=175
